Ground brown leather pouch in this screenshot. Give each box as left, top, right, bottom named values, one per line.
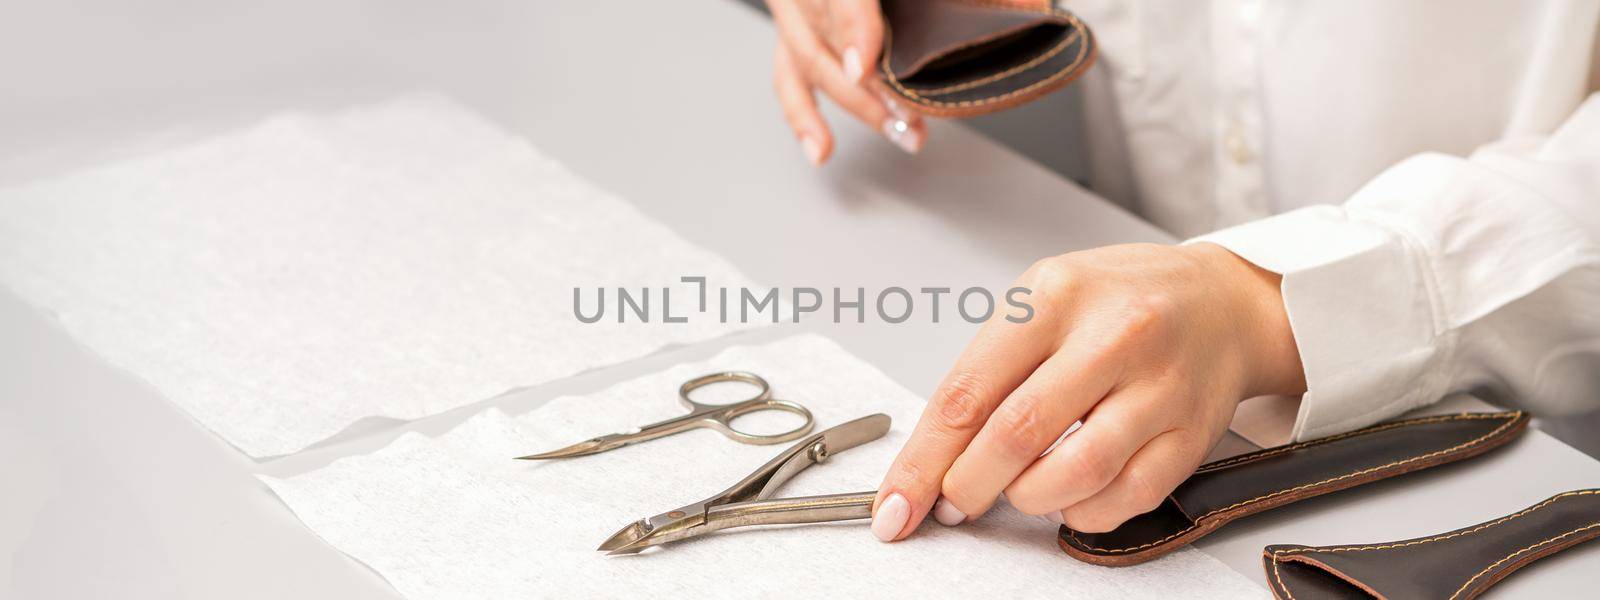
left=1057, top=411, right=1530, bottom=566
left=1264, top=489, right=1600, bottom=600
left=878, top=0, right=1096, bottom=118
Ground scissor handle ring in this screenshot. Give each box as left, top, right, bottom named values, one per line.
left=678, top=371, right=772, bottom=410
left=705, top=399, right=816, bottom=445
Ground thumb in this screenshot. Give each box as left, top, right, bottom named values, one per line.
left=828, top=0, right=884, bottom=85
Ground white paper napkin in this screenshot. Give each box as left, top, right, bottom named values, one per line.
left=0, top=96, right=761, bottom=457
left=261, top=334, right=1264, bottom=599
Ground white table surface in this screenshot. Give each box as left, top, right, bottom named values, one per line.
left=2, top=0, right=1596, bottom=597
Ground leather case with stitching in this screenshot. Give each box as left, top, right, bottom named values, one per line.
left=1057, top=411, right=1531, bottom=566
left=878, top=0, right=1097, bottom=118
left=1264, top=489, right=1600, bottom=600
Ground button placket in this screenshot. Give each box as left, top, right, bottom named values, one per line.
left=1210, top=0, right=1270, bottom=228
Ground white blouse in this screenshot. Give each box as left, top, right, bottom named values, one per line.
left=1064, top=0, right=1600, bottom=442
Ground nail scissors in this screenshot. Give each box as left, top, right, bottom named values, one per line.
left=515, top=371, right=816, bottom=460
left=596, top=413, right=890, bottom=554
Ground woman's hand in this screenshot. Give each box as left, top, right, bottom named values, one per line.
left=869, top=242, right=1307, bottom=541
left=766, top=0, right=924, bottom=164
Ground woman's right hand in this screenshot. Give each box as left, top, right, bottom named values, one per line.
left=766, top=0, right=925, bottom=165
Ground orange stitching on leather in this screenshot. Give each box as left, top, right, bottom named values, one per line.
left=1271, top=490, right=1598, bottom=557
left=880, top=9, right=1091, bottom=109
left=914, top=28, right=1081, bottom=96
left=1196, top=413, right=1512, bottom=474
left=1270, top=553, right=1296, bottom=600
left=1063, top=412, right=1522, bottom=555
left=1266, top=490, right=1598, bottom=599
left=1448, top=523, right=1600, bottom=599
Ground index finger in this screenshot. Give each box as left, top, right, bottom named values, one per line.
left=824, top=0, right=884, bottom=84
left=872, top=314, right=1060, bottom=541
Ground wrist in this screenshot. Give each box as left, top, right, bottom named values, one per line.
left=1188, top=242, right=1307, bottom=398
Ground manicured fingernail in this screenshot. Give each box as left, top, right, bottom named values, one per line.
left=881, top=118, right=922, bottom=154
left=800, top=135, right=823, bottom=166
left=1044, top=510, right=1066, bottom=526
left=872, top=493, right=910, bottom=542
left=933, top=497, right=967, bottom=526
left=842, top=47, right=864, bottom=83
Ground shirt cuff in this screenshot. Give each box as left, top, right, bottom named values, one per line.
left=1189, top=160, right=1459, bottom=441
left=1197, top=99, right=1600, bottom=444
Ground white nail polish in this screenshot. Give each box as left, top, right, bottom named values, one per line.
left=872, top=493, right=911, bottom=542
left=881, top=118, right=922, bottom=154
left=800, top=136, right=823, bottom=166
left=842, top=47, right=863, bottom=83
left=933, top=498, right=967, bottom=527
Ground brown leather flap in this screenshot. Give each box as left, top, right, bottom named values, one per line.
left=877, top=0, right=1095, bottom=118
left=1265, top=489, right=1600, bottom=600
left=1058, top=411, right=1530, bottom=566
left=882, top=0, right=1072, bottom=82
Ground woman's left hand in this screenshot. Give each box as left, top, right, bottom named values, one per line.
left=869, top=242, right=1307, bottom=541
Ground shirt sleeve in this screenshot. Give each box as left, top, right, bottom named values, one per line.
left=1192, top=94, right=1600, bottom=442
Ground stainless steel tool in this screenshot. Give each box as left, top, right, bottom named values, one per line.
left=595, top=413, right=891, bottom=554
left=516, top=371, right=816, bottom=460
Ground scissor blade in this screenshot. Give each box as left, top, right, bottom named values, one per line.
left=596, top=520, right=649, bottom=553
left=515, top=438, right=607, bottom=460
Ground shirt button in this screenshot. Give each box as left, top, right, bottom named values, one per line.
left=1224, top=126, right=1253, bottom=164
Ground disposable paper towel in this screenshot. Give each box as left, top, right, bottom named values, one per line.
left=261, top=334, right=1264, bottom=599
left=0, top=96, right=761, bottom=457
